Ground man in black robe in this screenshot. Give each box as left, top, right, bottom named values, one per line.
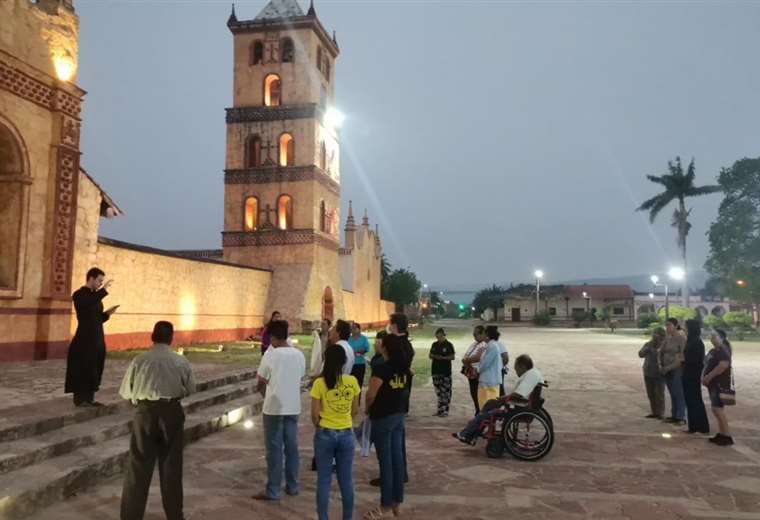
left=65, top=267, right=117, bottom=407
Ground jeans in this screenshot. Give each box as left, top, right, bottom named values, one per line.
left=263, top=414, right=300, bottom=499
left=315, top=428, right=355, bottom=520
left=371, top=414, right=405, bottom=508
left=663, top=367, right=686, bottom=421
left=460, top=399, right=503, bottom=440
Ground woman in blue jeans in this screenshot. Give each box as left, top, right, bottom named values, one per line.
left=364, top=314, right=413, bottom=519
left=311, top=345, right=361, bottom=520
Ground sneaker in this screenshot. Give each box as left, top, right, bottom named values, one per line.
left=441, top=412, right=449, bottom=417
left=708, top=434, right=722, bottom=443
left=452, top=432, right=476, bottom=446
left=715, top=435, right=735, bottom=446
left=644, top=414, right=659, bottom=419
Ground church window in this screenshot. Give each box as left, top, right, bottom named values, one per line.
left=264, top=74, right=281, bottom=106
left=277, top=194, right=293, bottom=230
left=246, top=135, right=262, bottom=168
left=319, top=200, right=326, bottom=232
left=281, top=38, right=295, bottom=63
left=316, top=46, right=323, bottom=72
left=319, top=141, right=326, bottom=170
left=0, top=118, right=28, bottom=294
left=244, top=197, right=259, bottom=231
left=324, top=59, right=331, bottom=82
left=279, top=133, right=294, bottom=167
left=251, top=41, right=264, bottom=65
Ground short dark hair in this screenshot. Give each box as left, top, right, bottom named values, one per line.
left=86, top=267, right=105, bottom=281
left=322, top=318, right=332, bottom=327
left=515, top=354, right=533, bottom=371
left=375, top=330, right=387, bottom=340
left=473, top=325, right=485, bottom=335
left=352, top=322, right=361, bottom=331
left=151, top=321, right=174, bottom=345
left=485, top=325, right=500, bottom=341
left=268, top=320, right=288, bottom=340
left=667, top=317, right=679, bottom=327
left=435, top=327, right=445, bottom=336
left=335, top=319, right=351, bottom=340
left=390, top=313, right=408, bottom=333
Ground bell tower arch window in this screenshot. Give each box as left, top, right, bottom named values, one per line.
left=264, top=74, right=281, bottom=106
left=251, top=40, right=264, bottom=65
left=244, top=196, right=259, bottom=231
left=281, top=38, right=295, bottom=63
left=319, top=200, right=327, bottom=232
left=277, top=194, right=293, bottom=230
left=319, top=141, right=327, bottom=170
left=246, top=135, right=262, bottom=168
left=279, top=133, right=294, bottom=167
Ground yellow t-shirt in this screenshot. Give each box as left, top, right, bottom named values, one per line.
left=310, top=375, right=361, bottom=429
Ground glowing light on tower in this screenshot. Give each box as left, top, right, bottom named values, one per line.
left=53, top=52, right=76, bottom=81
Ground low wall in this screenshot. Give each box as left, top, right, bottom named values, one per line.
left=341, top=290, right=394, bottom=327
left=84, top=238, right=273, bottom=350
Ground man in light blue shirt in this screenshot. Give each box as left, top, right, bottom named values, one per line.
left=348, top=322, right=371, bottom=387
left=477, top=330, right=503, bottom=409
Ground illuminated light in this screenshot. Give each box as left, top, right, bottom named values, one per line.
left=649, top=293, right=655, bottom=299
left=737, top=279, right=746, bottom=287
left=179, top=294, right=197, bottom=330
left=227, top=406, right=245, bottom=425
left=177, top=347, right=185, bottom=356
left=668, top=267, right=685, bottom=281
left=244, top=419, right=254, bottom=430
left=661, top=433, right=672, bottom=439
left=582, top=291, right=588, bottom=299
left=534, top=270, right=544, bottom=279
left=650, top=275, right=660, bottom=285
left=471, top=306, right=476, bottom=311
left=324, top=106, right=345, bottom=130
left=53, top=52, right=76, bottom=81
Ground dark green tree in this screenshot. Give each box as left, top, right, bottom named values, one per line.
left=381, top=268, right=421, bottom=310
left=380, top=254, right=392, bottom=284
left=637, top=157, right=721, bottom=306
left=705, top=157, right=760, bottom=315
left=472, top=284, right=506, bottom=316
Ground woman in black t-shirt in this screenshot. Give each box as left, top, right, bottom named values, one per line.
left=364, top=323, right=411, bottom=518
left=703, top=329, right=734, bottom=446
left=429, top=327, right=455, bottom=417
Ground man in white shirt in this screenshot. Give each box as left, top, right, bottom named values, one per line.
left=454, top=354, right=544, bottom=444
left=330, top=319, right=354, bottom=376
left=253, top=320, right=305, bottom=501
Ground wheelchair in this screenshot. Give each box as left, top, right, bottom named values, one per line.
left=478, top=382, right=554, bottom=461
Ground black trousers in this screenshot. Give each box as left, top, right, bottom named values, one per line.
left=683, top=372, right=710, bottom=433
left=468, top=378, right=480, bottom=415
left=121, top=400, right=185, bottom=520
left=351, top=364, right=367, bottom=388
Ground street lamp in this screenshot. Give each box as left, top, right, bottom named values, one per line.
left=737, top=279, right=746, bottom=287
left=582, top=291, right=590, bottom=312
left=534, top=270, right=544, bottom=316
left=650, top=267, right=684, bottom=320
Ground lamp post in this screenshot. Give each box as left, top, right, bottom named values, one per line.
left=534, top=270, right=544, bottom=316
left=650, top=275, right=669, bottom=320
left=582, top=291, right=590, bottom=312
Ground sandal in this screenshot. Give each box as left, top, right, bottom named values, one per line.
left=363, top=507, right=392, bottom=519
left=392, top=504, right=402, bottom=517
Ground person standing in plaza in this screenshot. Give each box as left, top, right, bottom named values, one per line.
left=477, top=326, right=503, bottom=410
left=364, top=314, right=412, bottom=519
left=311, top=344, right=361, bottom=520
left=119, top=321, right=195, bottom=520
left=253, top=320, right=306, bottom=501
left=429, top=328, right=455, bottom=417
left=660, top=318, right=687, bottom=424
left=461, top=325, right=487, bottom=415
left=703, top=329, right=734, bottom=446
left=638, top=327, right=665, bottom=419
left=349, top=322, right=371, bottom=387
left=65, top=267, right=118, bottom=407
left=683, top=319, right=710, bottom=434
left=331, top=319, right=355, bottom=375
left=260, top=311, right=281, bottom=356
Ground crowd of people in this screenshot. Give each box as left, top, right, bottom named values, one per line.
left=638, top=317, right=735, bottom=445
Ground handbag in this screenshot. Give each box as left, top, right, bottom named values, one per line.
left=718, top=366, right=736, bottom=406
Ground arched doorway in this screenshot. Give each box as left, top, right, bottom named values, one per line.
left=322, top=286, right=334, bottom=322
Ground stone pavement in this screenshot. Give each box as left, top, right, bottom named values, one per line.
left=23, top=325, right=760, bottom=519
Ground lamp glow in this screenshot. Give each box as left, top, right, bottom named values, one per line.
left=244, top=419, right=254, bottom=430
left=534, top=270, right=544, bottom=279
left=582, top=291, right=588, bottom=299
left=324, top=107, right=345, bottom=130
left=668, top=267, right=685, bottom=281
left=661, top=433, right=672, bottom=439
left=737, top=279, right=746, bottom=287
left=650, top=275, right=659, bottom=285
left=53, top=53, right=75, bottom=82
left=649, top=293, right=655, bottom=299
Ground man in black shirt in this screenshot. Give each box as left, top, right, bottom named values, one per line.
left=429, top=327, right=455, bottom=417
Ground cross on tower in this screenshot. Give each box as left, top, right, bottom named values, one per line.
left=261, top=139, right=276, bottom=166
left=260, top=203, right=277, bottom=229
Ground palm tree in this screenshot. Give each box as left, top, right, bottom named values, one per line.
left=380, top=254, right=391, bottom=284
left=637, top=157, right=721, bottom=306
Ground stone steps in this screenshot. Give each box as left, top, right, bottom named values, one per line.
left=0, top=379, right=258, bottom=476
left=0, top=369, right=262, bottom=520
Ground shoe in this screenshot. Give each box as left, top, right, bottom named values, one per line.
left=432, top=412, right=442, bottom=417
left=452, top=432, right=475, bottom=446
left=75, top=401, right=95, bottom=408
left=644, top=414, right=659, bottom=419
left=285, top=489, right=299, bottom=497
left=441, top=412, right=449, bottom=417
left=89, top=401, right=105, bottom=407
left=662, top=417, right=677, bottom=423
left=708, top=434, right=722, bottom=443
left=714, top=435, right=734, bottom=446
left=251, top=492, right=278, bottom=501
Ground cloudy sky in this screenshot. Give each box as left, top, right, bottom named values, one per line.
left=77, top=0, right=760, bottom=288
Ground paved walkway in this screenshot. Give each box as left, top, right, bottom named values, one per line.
left=25, top=325, right=760, bottom=519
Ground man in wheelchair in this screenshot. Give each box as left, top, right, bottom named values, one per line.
left=453, top=354, right=545, bottom=445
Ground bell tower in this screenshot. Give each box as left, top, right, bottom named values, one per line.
left=223, top=0, right=345, bottom=325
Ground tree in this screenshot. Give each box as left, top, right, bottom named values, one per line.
left=723, top=311, right=754, bottom=340
left=656, top=305, right=697, bottom=323
left=705, top=157, right=760, bottom=321
left=380, top=254, right=392, bottom=285
left=472, top=285, right=506, bottom=316
left=381, top=268, right=421, bottom=310
left=637, top=157, right=721, bottom=307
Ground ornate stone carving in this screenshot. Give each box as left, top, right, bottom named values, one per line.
left=226, top=104, right=319, bottom=123
left=225, top=165, right=340, bottom=196
left=223, top=229, right=338, bottom=250
left=61, top=115, right=80, bottom=147
left=0, top=60, right=82, bottom=119
left=51, top=146, right=80, bottom=299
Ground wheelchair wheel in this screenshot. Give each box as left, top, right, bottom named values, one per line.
left=503, top=410, right=554, bottom=461
left=539, top=408, right=554, bottom=431
left=485, top=437, right=506, bottom=458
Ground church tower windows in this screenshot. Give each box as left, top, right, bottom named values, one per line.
left=319, top=141, right=326, bottom=170
left=251, top=40, right=264, bottom=65
left=279, top=133, right=294, bottom=167
left=244, top=197, right=259, bottom=230
left=264, top=74, right=281, bottom=106
left=246, top=135, right=262, bottom=168
left=281, top=37, right=295, bottom=63
left=277, top=195, right=293, bottom=230
left=319, top=200, right=326, bottom=232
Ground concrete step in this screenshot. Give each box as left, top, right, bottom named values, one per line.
left=0, top=393, right=263, bottom=520
left=0, top=369, right=257, bottom=443
left=0, top=379, right=258, bottom=476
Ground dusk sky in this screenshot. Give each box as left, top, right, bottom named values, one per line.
left=77, top=0, right=760, bottom=288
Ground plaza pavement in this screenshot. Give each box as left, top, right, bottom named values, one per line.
left=22, top=323, right=760, bottom=519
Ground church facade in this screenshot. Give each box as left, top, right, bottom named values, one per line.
left=0, top=0, right=391, bottom=361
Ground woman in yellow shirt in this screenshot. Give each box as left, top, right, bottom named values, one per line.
left=311, top=344, right=361, bottom=520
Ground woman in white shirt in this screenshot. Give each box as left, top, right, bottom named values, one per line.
left=461, top=325, right=487, bottom=415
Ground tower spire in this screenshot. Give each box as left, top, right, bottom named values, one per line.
left=308, top=0, right=316, bottom=16
left=345, top=200, right=356, bottom=230
left=362, top=208, right=369, bottom=227
left=227, top=3, right=238, bottom=25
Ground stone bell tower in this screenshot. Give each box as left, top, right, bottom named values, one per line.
left=223, top=0, right=345, bottom=325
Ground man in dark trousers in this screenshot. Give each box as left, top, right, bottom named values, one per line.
left=65, top=267, right=118, bottom=406
left=119, top=321, right=196, bottom=520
